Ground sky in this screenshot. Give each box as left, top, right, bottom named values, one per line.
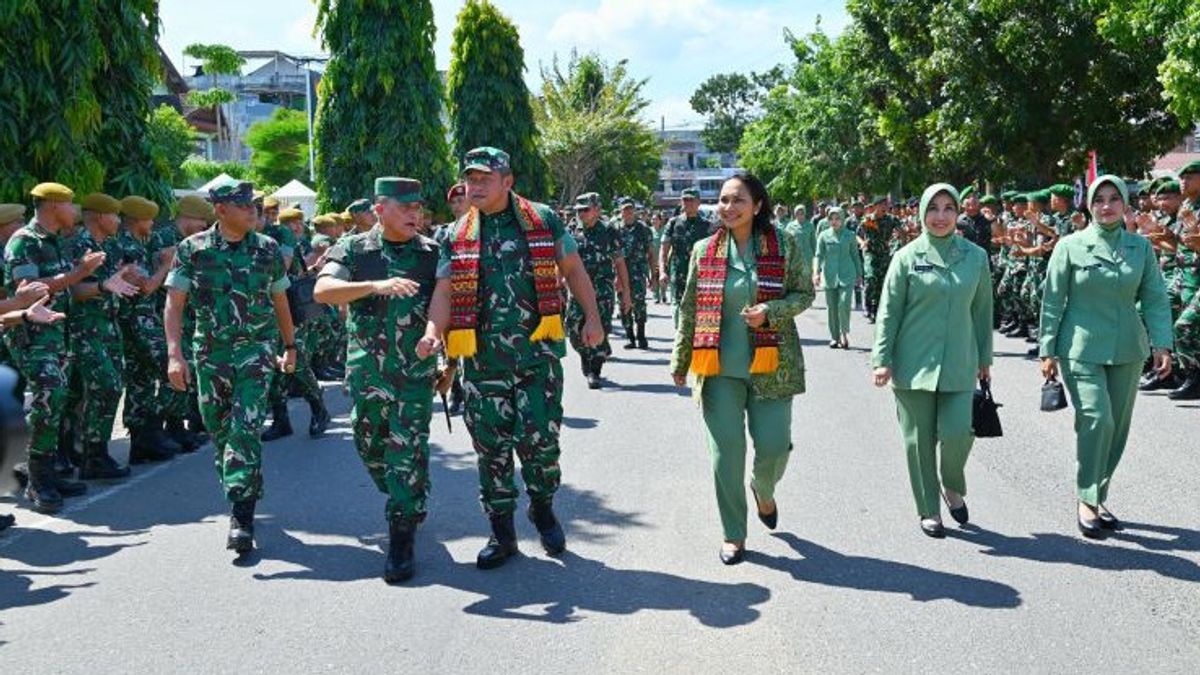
left=158, top=0, right=849, bottom=129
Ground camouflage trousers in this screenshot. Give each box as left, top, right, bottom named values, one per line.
left=3, top=336, right=67, bottom=460
left=120, top=309, right=188, bottom=431
left=619, top=273, right=649, bottom=335
left=997, top=267, right=1028, bottom=321
left=195, top=340, right=275, bottom=503
left=69, top=323, right=124, bottom=446
left=349, top=372, right=434, bottom=521
left=1019, top=267, right=1045, bottom=324
left=464, top=360, right=564, bottom=515
left=568, top=281, right=614, bottom=362
left=863, top=255, right=890, bottom=314
left=1175, top=292, right=1200, bottom=370
left=307, top=308, right=345, bottom=368
left=268, top=324, right=321, bottom=407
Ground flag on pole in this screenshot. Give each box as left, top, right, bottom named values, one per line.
left=1086, top=150, right=1099, bottom=185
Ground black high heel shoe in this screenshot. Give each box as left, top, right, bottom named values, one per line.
left=1097, top=505, right=1120, bottom=530
left=1077, top=504, right=1105, bottom=539
left=719, top=544, right=745, bottom=565
left=942, top=492, right=969, bottom=525
left=920, top=518, right=945, bottom=538
left=750, top=484, right=777, bottom=530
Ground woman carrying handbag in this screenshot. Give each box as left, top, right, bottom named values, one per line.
left=871, top=184, right=994, bottom=539
left=1039, top=175, right=1174, bottom=539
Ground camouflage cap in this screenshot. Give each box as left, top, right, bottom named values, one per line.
left=374, top=176, right=423, bottom=203
left=680, top=187, right=700, bottom=200
left=1178, top=160, right=1200, bottom=176
left=278, top=207, right=305, bottom=222
left=1048, top=184, right=1074, bottom=199
left=209, top=179, right=255, bottom=205
left=573, top=192, right=601, bottom=210
left=347, top=198, right=372, bottom=214
left=120, top=195, right=160, bottom=220
left=446, top=183, right=466, bottom=201
left=462, top=146, right=511, bottom=175
left=177, top=195, right=215, bottom=221
left=30, top=182, right=74, bottom=203
left=80, top=193, right=121, bottom=214
left=0, top=203, right=26, bottom=223
left=618, top=197, right=635, bottom=208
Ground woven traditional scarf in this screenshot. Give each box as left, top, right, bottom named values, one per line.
left=691, top=225, right=785, bottom=376
left=446, top=193, right=563, bottom=358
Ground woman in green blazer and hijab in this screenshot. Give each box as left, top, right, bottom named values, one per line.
left=814, top=207, right=863, bottom=348
left=1039, top=175, right=1173, bottom=539
left=671, top=173, right=815, bottom=565
left=871, top=184, right=994, bottom=538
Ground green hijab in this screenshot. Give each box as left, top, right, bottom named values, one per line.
left=918, top=183, right=961, bottom=234
left=1086, top=174, right=1128, bottom=228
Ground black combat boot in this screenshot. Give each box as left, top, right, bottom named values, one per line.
left=24, top=458, right=64, bottom=514
left=998, top=319, right=1017, bottom=334
left=1168, top=370, right=1200, bottom=401
left=384, top=516, right=417, bottom=583
left=527, top=499, right=566, bottom=556
left=1008, top=323, right=1030, bottom=339
left=129, top=425, right=178, bottom=464
left=449, top=378, right=464, bottom=415
left=260, top=403, right=293, bottom=442
left=587, top=358, right=602, bottom=390
left=227, top=500, right=256, bottom=554
left=0, top=513, right=14, bottom=532
left=623, top=321, right=636, bottom=350
left=476, top=513, right=519, bottom=570
left=1139, top=371, right=1178, bottom=392
left=78, top=442, right=131, bottom=481
left=307, top=395, right=330, bottom=438
left=636, top=320, right=648, bottom=350
left=56, top=420, right=79, bottom=475
left=165, top=417, right=199, bottom=453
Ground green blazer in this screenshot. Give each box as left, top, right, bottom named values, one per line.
left=1039, top=224, right=1173, bottom=364
left=871, top=233, right=993, bottom=392
left=814, top=226, right=863, bottom=288
left=671, top=228, right=815, bottom=400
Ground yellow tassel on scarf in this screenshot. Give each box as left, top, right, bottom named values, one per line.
left=529, top=314, right=565, bottom=342
left=446, top=329, right=478, bottom=358
left=749, top=346, right=780, bottom=374
left=690, top=348, right=720, bottom=376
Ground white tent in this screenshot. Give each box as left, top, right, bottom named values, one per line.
left=272, top=179, right=318, bottom=219
left=198, top=173, right=236, bottom=193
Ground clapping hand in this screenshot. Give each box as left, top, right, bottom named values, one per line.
left=23, top=295, right=64, bottom=324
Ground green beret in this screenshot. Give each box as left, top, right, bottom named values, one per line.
left=979, top=195, right=1000, bottom=207
left=1010, top=193, right=1028, bottom=203
left=1000, top=190, right=1018, bottom=201
left=120, top=195, right=159, bottom=220
left=209, top=179, right=255, bottom=204
left=461, top=146, right=511, bottom=175
left=278, top=207, right=305, bottom=222
left=347, top=198, right=372, bottom=214
left=574, top=192, right=601, bottom=210
left=176, top=195, right=214, bottom=221
left=1026, top=190, right=1050, bottom=205
left=680, top=187, right=700, bottom=200
left=1153, top=178, right=1181, bottom=195
left=0, top=203, right=26, bottom=223
left=959, top=186, right=975, bottom=199
left=1048, top=184, right=1074, bottom=199
left=30, top=182, right=74, bottom=203
left=374, top=177, right=423, bottom=203
left=81, top=193, right=121, bottom=214
left=1178, top=160, right=1200, bottom=176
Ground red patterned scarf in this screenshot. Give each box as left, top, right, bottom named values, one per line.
left=446, top=193, right=563, bottom=358
left=691, top=226, right=785, bottom=375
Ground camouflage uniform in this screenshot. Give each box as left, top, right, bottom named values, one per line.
left=663, top=213, right=714, bottom=321
left=320, top=227, right=438, bottom=521
left=165, top=226, right=289, bottom=502
left=66, top=228, right=125, bottom=450
left=618, top=217, right=654, bottom=336
left=567, top=217, right=622, bottom=367
left=859, top=214, right=899, bottom=318
left=2, top=218, right=74, bottom=460
left=437, top=196, right=576, bottom=516
left=151, top=224, right=203, bottom=422
left=262, top=222, right=321, bottom=408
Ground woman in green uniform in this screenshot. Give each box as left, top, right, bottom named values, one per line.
left=871, top=184, right=993, bottom=538
left=671, top=173, right=815, bottom=565
left=1039, top=175, right=1173, bottom=539
left=814, top=207, right=863, bottom=348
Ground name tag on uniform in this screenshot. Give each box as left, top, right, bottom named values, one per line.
left=914, top=264, right=934, bottom=272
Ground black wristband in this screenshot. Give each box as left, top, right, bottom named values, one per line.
left=21, top=310, right=30, bottom=323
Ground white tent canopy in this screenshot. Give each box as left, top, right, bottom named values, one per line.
left=272, top=179, right=318, bottom=219
left=198, top=173, right=236, bottom=193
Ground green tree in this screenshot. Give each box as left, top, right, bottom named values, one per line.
left=534, top=52, right=662, bottom=204
left=245, top=108, right=309, bottom=188
left=146, top=104, right=196, bottom=188
left=180, top=157, right=250, bottom=188
left=689, top=68, right=783, bottom=155
left=183, top=43, right=244, bottom=161
left=447, top=0, right=549, bottom=197
left=314, top=0, right=453, bottom=210
left=1097, top=0, right=1200, bottom=124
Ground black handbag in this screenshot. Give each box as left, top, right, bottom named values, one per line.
left=1040, top=376, right=1069, bottom=412
left=286, top=276, right=324, bottom=326
left=972, top=379, right=1003, bottom=438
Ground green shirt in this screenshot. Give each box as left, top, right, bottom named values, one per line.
left=2, top=218, right=72, bottom=349
left=717, top=237, right=756, bottom=379
left=814, top=225, right=863, bottom=288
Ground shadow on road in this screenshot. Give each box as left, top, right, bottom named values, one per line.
left=745, top=532, right=1021, bottom=609
left=0, top=527, right=146, bottom=612
left=562, top=416, right=599, bottom=429
left=954, top=524, right=1200, bottom=582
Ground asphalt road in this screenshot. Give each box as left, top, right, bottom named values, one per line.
left=2, top=298, right=1199, bottom=673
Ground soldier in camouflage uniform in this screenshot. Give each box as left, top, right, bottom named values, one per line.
left=857, top=197, right=899, bottom=323
left=67, top=193, right=142, bottom=480
left=0, top=204, right=30, bottom=398
left=434, top=183, right=471, bottom=414
left=424, top=146, right=605, bottom=570
left=314, top=176, right=442, bottom=583
left=259, top=200, right=330, bottom=441
left=660, top=188, right=714, bottom=325
left=3, top=183, right=100, bottom=512
left=616, top=199, right=654, bottom=350
left=568, top=192, right=632, bottom=388
left=306, top=214, right=346, bottom=380
left=1167, top=162, right=1200, bottom=399
left=165, top=179, right=296, bottom=554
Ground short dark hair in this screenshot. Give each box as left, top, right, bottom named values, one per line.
left=727, top=172, right=774, bottom=234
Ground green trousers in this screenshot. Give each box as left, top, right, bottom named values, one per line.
left=824, top=286, right=853, bottom=340
left=892, top=389, right=974, bottom=518
left=700, top=376, right=793, bottom=541
left=1060, top=359, right=1141, bottom=507
left=348, top=373, right=433, bottom=522
left=195, top=341, right=274, bottom=503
